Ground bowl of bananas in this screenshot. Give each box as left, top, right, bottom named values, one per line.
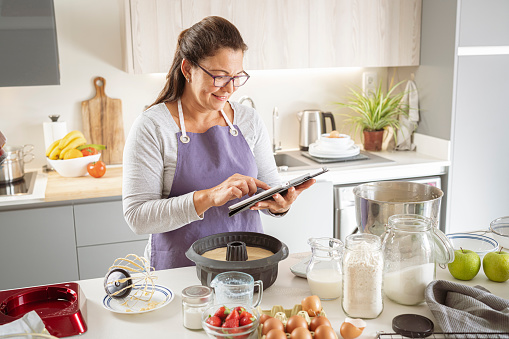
left=46, top=130, right=103, bottom=177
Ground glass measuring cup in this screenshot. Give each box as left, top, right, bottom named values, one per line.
left=210, top=271, right=263, bottom=307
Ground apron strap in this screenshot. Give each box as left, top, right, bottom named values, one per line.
left=220, top=108, right=239, bottom=136
left=177, top=99, right=239, bottom=141
left=177, top=99, right=190, bottom=143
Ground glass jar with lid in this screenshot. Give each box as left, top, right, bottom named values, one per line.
left=381, top=214, right=454, bottom=306
left=306, top=237, right=343, bottom=300
left=181, top=285, right=214, bottom=330
left=342, top=233, right=383, bottom=319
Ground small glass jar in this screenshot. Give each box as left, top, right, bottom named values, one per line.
left=306, top=237, right=343, bottom=300
left=342, top=233, right=383, bottom=319
left=182, top=285, right=214, bottom=330
left=381, top=214, right=453, bottom=306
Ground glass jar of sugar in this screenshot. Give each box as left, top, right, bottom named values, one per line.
left=182, top=285, right=214, bottom=330
left=342, top=233, right=383, bottom=319
left=306, top=237, right=344, bottom=300
left=381, top=214, right=454, bottom=306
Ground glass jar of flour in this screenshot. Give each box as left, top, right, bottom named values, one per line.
left=181, top=285, right=214, bottom=330
left=342, top=233, right=383, bottom=319
left=381, top=214, right=454, bottom=306
left=306, top=237, right=344, bottom=300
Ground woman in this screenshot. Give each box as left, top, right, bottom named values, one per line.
left=122, top=16, right=314, bottom=270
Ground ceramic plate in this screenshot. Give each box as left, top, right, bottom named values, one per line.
left=309, top=143, right=360, bottom=158
left=446, top=233, right=499, bottom=256
left=102, top=284, right=174, bottom=314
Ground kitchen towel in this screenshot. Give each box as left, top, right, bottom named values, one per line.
left=0, top=310, right=48, bottom=336
left=425, top=279, right=509, bottom=332
left=395, top=80, right=419, bottom=151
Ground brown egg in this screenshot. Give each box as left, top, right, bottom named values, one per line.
left=309, top=315, right=332, bottom=331
left=266, top=328, right=288, bottom=339
left=286, top=315, right=309, bottom=334
left=301, top=295, right=322, bottom=316
left=260, top=314, right=272, bottom=325
left=314, top=325, right=338, bottom=339
left=291, top=327, right=313, bottom=339
left=339, top=321, right=364, bottom=339
left=262, top=317, right=285, bottom=335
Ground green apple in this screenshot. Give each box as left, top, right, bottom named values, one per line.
left=482, top=248, right=509, bottom=282
left=447, top=248, right=481, bottom=281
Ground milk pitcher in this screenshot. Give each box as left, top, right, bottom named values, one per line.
left=306, top=237, right=343, bottom=300
left=381, top=214, right=454, bottom=305
left=210, top=271, right=263, bottom=307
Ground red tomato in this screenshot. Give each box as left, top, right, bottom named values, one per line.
left=87, top=161, right=106, bottom=178
left=81, top=147, right=98, bottom=156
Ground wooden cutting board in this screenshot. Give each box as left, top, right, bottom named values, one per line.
left=81, top=77, right=125, bottom=165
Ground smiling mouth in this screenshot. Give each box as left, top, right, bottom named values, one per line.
left=213, top=94, right=228, bottom=100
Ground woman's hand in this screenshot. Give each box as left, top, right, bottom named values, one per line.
left=249, top=179, right=316, bottom=215
left=193, top=173, right=270, bottom=216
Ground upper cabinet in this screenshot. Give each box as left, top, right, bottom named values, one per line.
left=122, top=0, right=421, bottom=74
left=309, top=0, right=421, bottom=67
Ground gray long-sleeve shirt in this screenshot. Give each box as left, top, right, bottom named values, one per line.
left=122, top=101, right=281, bottom=241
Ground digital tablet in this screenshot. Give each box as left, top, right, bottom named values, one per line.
left=228, top=167, right=328, bottom=217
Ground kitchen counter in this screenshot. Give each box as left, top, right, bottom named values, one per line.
left=69, top=252, right=506, bottom=338
left=0, top=149, right=449, bottom=209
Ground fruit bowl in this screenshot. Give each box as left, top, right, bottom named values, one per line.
left=202, top=303, right=259, bottom=339
left=446, top=233, right=499, bottom=257
left=47, top=153, right=101, bottom=177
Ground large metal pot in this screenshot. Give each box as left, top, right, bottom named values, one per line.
left=354, top=181, right=443, bottom=236
left=0, top=144, right=34, bottom=183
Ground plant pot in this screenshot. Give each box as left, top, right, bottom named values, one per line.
left=363, top=130, right=384, bottom=151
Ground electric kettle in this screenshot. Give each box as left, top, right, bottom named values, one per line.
left=297, top=110, right=336, bottom=151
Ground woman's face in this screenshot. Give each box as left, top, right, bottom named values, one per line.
left=185, top=48, right=245, bottom=112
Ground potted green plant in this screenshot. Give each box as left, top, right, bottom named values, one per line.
left=334, top=80, right=408, bottom=151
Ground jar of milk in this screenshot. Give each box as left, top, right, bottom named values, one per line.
left=306, top=237, right=343, bottom=300
left=381, top=214, right=454, bottom=306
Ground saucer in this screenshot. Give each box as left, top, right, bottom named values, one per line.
left=309, top=143, right=360, bottom=158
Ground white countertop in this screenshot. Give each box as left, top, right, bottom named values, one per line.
left=72, top=252, right=507, bottom=338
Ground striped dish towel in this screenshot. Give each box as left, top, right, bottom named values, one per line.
left=425, top=279, right=509, bottom=332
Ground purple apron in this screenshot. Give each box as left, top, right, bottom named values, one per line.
left=151, top=100, right=263, bottom=269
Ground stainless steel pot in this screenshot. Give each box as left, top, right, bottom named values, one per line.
left=354, top=181, right=443, bottom=236
left=0, top=144, right=34, bottom=183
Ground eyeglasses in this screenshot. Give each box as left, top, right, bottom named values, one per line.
left=196, top=64, right=250, bottom=87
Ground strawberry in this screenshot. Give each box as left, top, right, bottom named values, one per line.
left=225, top=307, right=240, bottom=321
left=239, top=315, right=255, bottom=326
left=214, top=306, right=230, bottom=320
left=239, top=310, right=253, bottom=319
left=221, top=318, right=239, bottom=328
left=205, top=315, right=222, bottom=327
left=233, top=306, right=245, bottom=315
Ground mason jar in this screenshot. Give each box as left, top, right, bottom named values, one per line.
left=342, top=233, right=383, bottom=319
left=381, top=214, right=453, bottom=306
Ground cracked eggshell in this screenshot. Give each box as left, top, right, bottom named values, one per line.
left=339, top=318, right=366, bottom=339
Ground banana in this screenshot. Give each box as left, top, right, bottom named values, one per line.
left=49, top=145, right=61, bottom=160
left=58, top=130, right=86, bottom=150
left=59, top=137, right=87, bottom=159
left=45, top=139, right=61, bottom=157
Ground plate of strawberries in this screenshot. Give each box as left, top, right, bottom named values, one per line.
left=202, top=303, right=260, bottom=338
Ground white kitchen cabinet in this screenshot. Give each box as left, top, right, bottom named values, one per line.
left=310, top=0, right=421, bottom=67
left=74, top=200, right=149, bottom=279
left=122, top=0, right=182, bottom=74
left=261, top=180, right=333, bottom=253
left=0, top=206, right=79, bottom=290
left=122, top=0, right=420, bottom=73
left=232, top=0, right=309, bottom=70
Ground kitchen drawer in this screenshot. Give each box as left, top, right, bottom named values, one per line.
left=77, top=239, right=148, bottom=280
left=0, top=205, right=79, bottom=289
left=74, top=200, right=148, bottom=247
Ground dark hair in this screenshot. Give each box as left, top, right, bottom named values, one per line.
left=150, top=16, right=248, bottom=107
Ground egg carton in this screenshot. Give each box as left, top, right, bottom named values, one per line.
left=256, top=304, right=330, bottom=339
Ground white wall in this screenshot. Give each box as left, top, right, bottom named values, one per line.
left=0, top=0, right=388, bottom=169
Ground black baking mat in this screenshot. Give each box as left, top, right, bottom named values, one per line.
left=301, top=151, right=369, bottom=163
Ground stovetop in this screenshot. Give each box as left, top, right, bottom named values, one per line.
left=0, top=171, right=37, bottom=196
